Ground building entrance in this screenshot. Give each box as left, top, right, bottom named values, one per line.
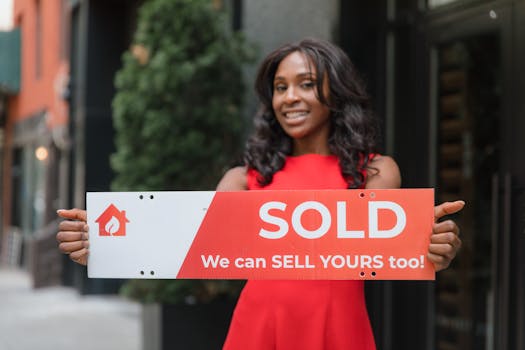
left=433, top=31, right=500, bottom=350
left=427, top=5, right=515, bottom=349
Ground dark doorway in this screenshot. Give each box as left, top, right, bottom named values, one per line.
left=433, top=32, right=501, bottom=350
left=426, top=5, right=515, bottom=349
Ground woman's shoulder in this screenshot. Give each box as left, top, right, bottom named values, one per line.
left=365, top=155, right=401, bottom=189
left=216, top=166, right=248, bottom=191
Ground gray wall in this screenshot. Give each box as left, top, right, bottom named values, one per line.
left=241, top=0, right=340, bottom=119
left=243, top=0, right=339, bottom=55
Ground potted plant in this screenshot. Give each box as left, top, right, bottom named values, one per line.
left=120, top=279, right=245, bottom=349
left=110, top=0, right=254, bottom=348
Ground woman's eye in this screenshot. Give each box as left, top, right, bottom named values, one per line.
left=274, top=85, right=287, bottom=92
left=301, top=81, right=315, bottom=89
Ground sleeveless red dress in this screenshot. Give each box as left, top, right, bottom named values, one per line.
left=222, top=154, right=376, bottom=350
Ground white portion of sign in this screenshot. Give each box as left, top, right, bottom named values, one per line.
left=87, top=191, right=215, bottom=279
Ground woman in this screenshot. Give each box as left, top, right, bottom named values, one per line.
left=58, top=38, right=463, bottom=349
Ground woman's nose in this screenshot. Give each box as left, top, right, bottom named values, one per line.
left=284, top=87, right=299, bottom=104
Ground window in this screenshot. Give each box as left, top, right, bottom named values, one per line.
left=35, top=0, right=42, bottom=79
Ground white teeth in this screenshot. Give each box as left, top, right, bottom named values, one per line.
left=285, top=111, right=307, bottom=119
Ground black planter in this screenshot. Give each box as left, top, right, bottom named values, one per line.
left=143, top=298, right=237, bottom=350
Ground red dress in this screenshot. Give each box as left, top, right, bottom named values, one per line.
left=222, top=154, right=376, bottom=350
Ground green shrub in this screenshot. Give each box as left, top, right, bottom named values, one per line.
left=112, top=0, right=255, bottom=191
left=112, top=0, right=255, bottom=304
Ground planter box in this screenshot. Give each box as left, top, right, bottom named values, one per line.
left=143, top=298, right=236, bottom=350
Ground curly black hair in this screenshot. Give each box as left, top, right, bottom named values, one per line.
left=243, top=38, right=379, bottom=188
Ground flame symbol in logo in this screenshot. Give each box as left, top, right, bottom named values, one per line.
left=105, top=216, right=120, bottom=236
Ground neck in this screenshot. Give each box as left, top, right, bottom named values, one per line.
left=292, top=139, right=331, bottom=156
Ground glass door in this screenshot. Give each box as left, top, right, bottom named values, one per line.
left=433, top=32, right=501, bottom=350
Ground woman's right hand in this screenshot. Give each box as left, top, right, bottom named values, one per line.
left=56, top=208, right=89, bottom=266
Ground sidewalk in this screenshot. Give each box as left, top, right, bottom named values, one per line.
left=0, top=267, right=141, bottom=350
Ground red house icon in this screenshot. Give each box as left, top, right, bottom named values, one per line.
left=95, top=204, right=130, bottom=236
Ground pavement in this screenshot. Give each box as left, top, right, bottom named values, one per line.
left=0, top=266, right=141, bottom=350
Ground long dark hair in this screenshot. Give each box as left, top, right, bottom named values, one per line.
left=243, top=38, right=378, bottom=188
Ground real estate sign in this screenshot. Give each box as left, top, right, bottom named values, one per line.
left=87, top=189, right=435, bottom=280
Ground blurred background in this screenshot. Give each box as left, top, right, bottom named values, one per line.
left=0, top=0, right=524, bottom=349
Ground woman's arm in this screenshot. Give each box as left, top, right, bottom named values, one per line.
left=365, top=155, right=401, bottom=189
left=216, top=166, right=248, bottom=191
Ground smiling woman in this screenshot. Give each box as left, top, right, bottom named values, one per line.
left=245, top=38, right=378, bottom=190
left=57, top=37, right=464, bottom=350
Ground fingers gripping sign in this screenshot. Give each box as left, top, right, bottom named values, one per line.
left=56, top=208, right=89, bottom=266
left=429, top=200, right=465, bottom=272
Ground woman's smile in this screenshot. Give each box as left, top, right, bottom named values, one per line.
left=283, top=110, right=308, bottom=119
left=281, top=110, right=309, bottom=123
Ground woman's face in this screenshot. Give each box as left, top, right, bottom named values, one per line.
left=272, top=51, right=331, bottom=152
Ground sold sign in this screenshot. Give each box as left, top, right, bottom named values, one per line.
left=259, top=200, right=406, bottom=239
left=87, top=189, right=435, bottom=280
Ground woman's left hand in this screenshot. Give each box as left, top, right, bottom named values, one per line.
left=428, top=200, right=465, bottom=272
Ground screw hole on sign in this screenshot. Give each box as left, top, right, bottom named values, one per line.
left=140, top=270, right=145, bottom=275
left=150, top=271, right=155, bottom=276
left=359, top=192, right=365, bottom=198
left=370, top=192, right=376, bottom=198
left=139, top=195, right=144, bottom=200
left=359, top=271, right=365, bottom=277
left=150, top=195, right=154, bottom=199
left=371, top=271, right=377, bottom=277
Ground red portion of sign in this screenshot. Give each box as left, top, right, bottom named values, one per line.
left=95, top=204, right=130, bottom=236
left=177, top=189, right=435, bottom=280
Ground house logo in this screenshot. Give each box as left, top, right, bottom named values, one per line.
left=95, top=204, right=130, bottom=236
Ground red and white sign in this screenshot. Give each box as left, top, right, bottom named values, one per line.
left=87, top=189, right=435, bottom=280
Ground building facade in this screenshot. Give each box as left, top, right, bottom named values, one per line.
left=0, top=0, right=141, bottom=292
left=0, top=0, right=70, bottom=286
left=0, top=0, right=523, bottom=349
left=334, top=1, right=525, bottom=349
left=242, top=0, right=524, bottom=349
